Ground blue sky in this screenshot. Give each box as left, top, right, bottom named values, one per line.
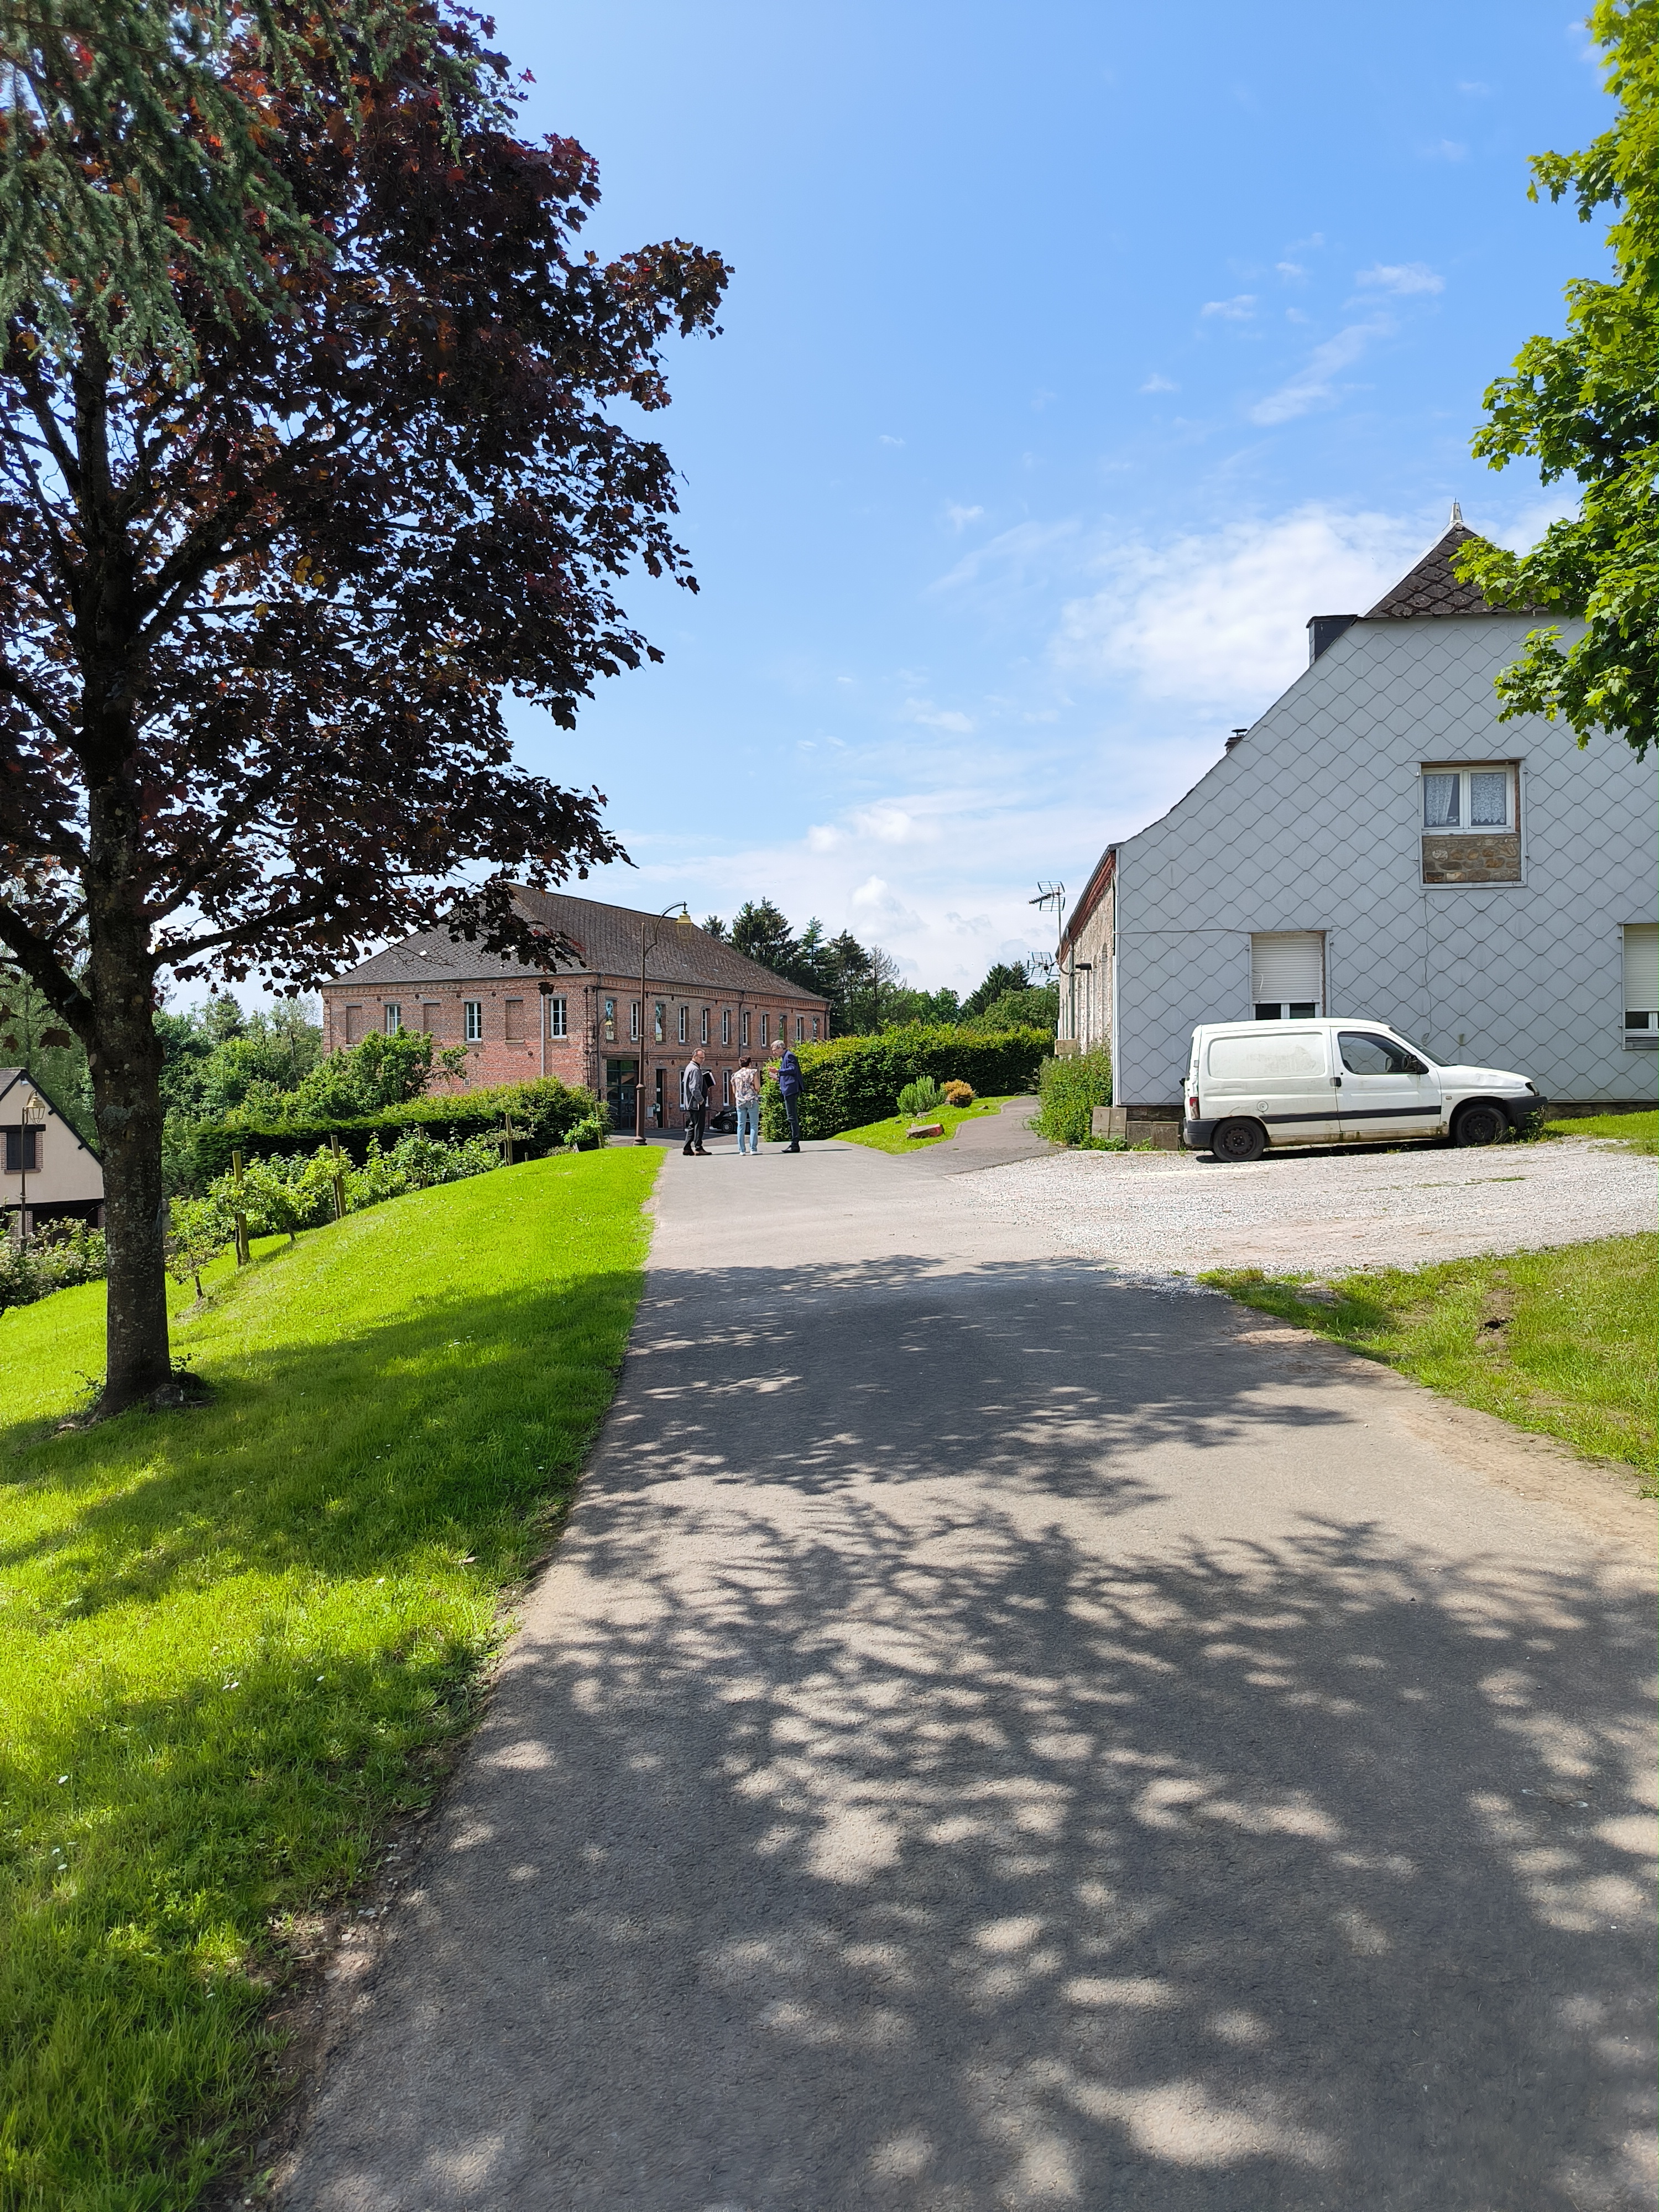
left=488, top=1, right=1610, bottom=992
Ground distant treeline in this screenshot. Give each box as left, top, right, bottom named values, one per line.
left=705, top=900, right=1058, bottom=1035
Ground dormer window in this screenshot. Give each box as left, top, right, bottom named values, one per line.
left=1421, top=763, right=1520, bottom=884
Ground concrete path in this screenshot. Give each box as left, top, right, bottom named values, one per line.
left=280, top=1109, right=1655, bottom=2211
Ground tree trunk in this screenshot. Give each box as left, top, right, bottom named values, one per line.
left=85, top=797, right=172, bottom=1415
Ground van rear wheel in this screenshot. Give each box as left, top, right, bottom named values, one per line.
left=1452, top=1102, right=1508, bottom=1147
left=1211, top=1118, right=1266, bottom=1164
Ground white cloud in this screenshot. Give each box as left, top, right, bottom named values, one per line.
left=806, top=823, right=843, bottom=853
left=1139, top=373, right=1178, bottom=393
left=1275, top=261, right=1307, bottom=280
left=1421, top=138, right=1468, bottom=161
left=903, top=697, right=974, bottom=734
left=945, top=502, right=984, bottom=531
left=850, top=804, right=938, bottom=846
left=879, top=433, right=905, bottom=447
left=927, top=517, right=1082, bottom=599
left=1355, top=261, right=1444, bottom=295
left=1201, top=295, right=1256, bottom=320
left=1052, top=503, right=1428, bottom=714
left=1247, top=320, right=1388, bottom=425
left=1457, top=79, right=1492, bottom=95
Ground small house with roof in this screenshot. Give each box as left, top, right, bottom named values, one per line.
left=1057, top=512, right=1658, bottom=1133
left=1, top=1067, right=103, bottom=1235
left=319, top=886, right=831, bottom=1131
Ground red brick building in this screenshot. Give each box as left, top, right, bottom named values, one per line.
left=318, top=887, right=830, bottom=1131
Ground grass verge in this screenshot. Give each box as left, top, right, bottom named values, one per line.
left=0, top=1147, right=659, bottom=2208
left=1541, top=1109, right=1657, bottom=1154
left=833, top=1097, right=1014, bottom=1154
left=1204, top=1234, right=1657, bottom=1485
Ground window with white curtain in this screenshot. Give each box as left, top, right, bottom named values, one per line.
left=1422, top=763, right=1515, bottom=831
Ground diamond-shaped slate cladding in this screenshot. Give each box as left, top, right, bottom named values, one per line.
left=1110, top=609, right=1659, bottom=1104
left=1366, top=524, right=1494, bottom=618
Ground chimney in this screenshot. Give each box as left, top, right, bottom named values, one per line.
left=1308, top=613, right=1359, bottom=664
left=1224, top=727, right=1249, bottom=752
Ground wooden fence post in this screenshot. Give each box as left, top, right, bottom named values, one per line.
left=330, top=1134, right=347, bottom=1222
left=231, top=1150, right=251, bottom=1266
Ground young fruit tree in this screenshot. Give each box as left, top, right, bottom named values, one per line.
left=0, top=1, right=727, bottom=1411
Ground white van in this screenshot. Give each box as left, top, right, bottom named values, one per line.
left=1184, top=1020, right=1542, bottom=1164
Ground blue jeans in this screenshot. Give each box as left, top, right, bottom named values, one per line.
left=735, top=1100, right=760, bottom=1153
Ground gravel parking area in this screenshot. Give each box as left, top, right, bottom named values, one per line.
left=959, top=1135, right=1655, bottom=1276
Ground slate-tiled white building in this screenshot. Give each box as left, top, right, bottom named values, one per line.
left=1058, top=517, right=1658, bottom=1115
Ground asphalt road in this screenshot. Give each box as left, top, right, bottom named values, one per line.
left=279, top=1110, right=1656, bottom=2211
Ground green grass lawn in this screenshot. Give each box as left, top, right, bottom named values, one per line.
left=0, top=1147, right=658, bottom=2209
left=1542, top=1108, right=1657, bottom=1153
left=1204, top=1233, right=1657, bottom=1483
left=833, top=1095, right=1014, bottom=1154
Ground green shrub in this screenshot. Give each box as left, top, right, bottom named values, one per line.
left=759, top=1025, right=1050, bottom=1141
left=1034, top=1048, right=1113, bottom=1146
left=188, top=1074, right=599, bottom=1185
left=0, top=1222, right=108, bottom=1312
left=201, top=1129, right=504, bottom=1243
left=896, top=1075, right=944, bottom=1118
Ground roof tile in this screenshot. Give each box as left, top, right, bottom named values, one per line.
left=325, top=887, right=828, bottom=1005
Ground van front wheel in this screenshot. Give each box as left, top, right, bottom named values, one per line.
left=1211, top=1118, right=1266, bottom=1164
left=1452, top=1102, right=1507, bottom=1148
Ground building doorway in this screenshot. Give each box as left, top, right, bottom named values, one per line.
left=604, top=1058, right=638, bottom=1128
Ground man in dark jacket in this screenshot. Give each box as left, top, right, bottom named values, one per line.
left=680, top=1047, right=709, bottom=1156
left=775, top=1039, right=804, bottom=1152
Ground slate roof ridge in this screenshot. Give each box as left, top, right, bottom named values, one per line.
left=323, top=886, right=827, bottom=1004
left=1365, top=519, right=1494, bottom=619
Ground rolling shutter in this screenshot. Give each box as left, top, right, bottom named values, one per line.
left=1624, top=924, right=1659, bottom=1022
left=1250, top=932, right=1324, bottom=1011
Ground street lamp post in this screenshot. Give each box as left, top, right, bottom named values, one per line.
left=637, top=903, right=694, bottom=1145
left=17, top=1089, right=46, bottom=1239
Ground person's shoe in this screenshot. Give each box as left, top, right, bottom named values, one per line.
left=694, top=1146, right=709, bottom=1156
left=787, top=1142, right=801, bottom=1152
left=681, top=1145, right=693, bottom=1155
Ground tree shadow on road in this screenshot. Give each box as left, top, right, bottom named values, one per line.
left=288, top=1257, right=1656, bottom=2212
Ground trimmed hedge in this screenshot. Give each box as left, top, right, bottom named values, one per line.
left=759, top=1025, right=1051, bottom=1141
left=189, top=1076, right=601, bottom=1183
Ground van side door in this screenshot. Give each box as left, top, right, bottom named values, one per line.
left=1335, top=1031, right=1442, bottom=1140
left=1202, top=1028, right=1341, bottom=1147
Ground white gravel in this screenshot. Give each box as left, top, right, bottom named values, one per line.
left=958, top=1135, right=1656, bottom=1277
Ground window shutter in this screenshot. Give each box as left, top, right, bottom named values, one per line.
left=1250, top=932, right=1324, bottom=1009
left=1624, top=925, right=1659, bottom=1018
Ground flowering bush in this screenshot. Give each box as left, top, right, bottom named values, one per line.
left=0, top=1220, right=109, bottom=1312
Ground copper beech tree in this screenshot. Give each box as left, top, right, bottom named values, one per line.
left=0, top=3, right=727, bottom=1411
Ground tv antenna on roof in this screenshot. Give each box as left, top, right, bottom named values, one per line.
left=1030, top=882, right=1066, bottom=945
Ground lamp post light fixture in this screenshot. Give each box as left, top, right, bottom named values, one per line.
left=637, top=904, right=695, bottom=1145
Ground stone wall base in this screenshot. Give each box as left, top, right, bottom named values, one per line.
left=1092, top=1103, right=1183, bottom=1150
